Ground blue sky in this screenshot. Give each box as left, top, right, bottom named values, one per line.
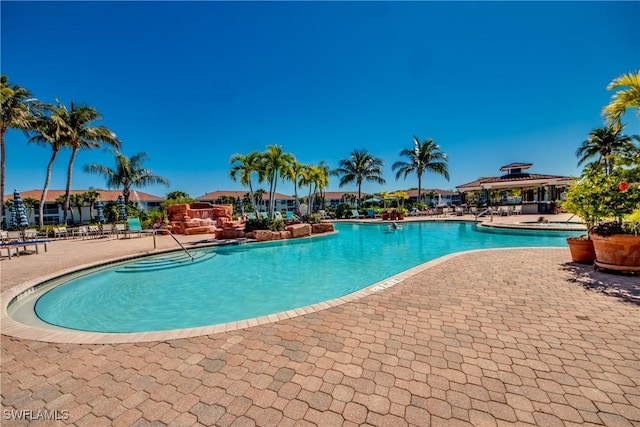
left=2, top=1, right=639, bottom=199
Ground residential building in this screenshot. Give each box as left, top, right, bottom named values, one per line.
left=196, top=190, right=298, bottom=213
left=2, top=189, right=164, bottom=226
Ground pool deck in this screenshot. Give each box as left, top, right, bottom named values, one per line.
left=2, top=214, right=639, bottom=426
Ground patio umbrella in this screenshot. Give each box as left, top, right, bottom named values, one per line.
left=95, top=200, right=105, bottom=223
left=235, top=196, right=243, bottom=215
left=117, top=195, right=127, bottom=221
left=13, top=189, right=29, bottom=228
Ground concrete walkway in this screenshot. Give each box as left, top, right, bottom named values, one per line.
left=1, top=219, right=639, bottom=425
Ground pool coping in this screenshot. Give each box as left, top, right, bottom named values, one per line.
left=1, top=244, right=562, bottom=344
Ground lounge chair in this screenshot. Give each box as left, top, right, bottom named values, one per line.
left=126, top=218, right=145, bottom=238
left=350, top=209, right=365, bottom=219
left=246, top=212, right=257, bottom=220
left=259, top=212, right=268, bottom=220
left=285, top=211, right=300, bottom=222
left=366, top=209, right=381, bottom=219
left=319, top=210, right=332, bottom=220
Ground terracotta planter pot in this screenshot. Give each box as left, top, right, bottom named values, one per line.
left=566, top=237, right=595, bottom=264
left=590, top=233, right=640, bottom=272
left=381, top=212, right=390, bottom=221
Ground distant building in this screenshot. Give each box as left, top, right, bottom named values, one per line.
left=196, top=190, right=297, bottom=212
left=456, top=162, right=575, bottom=213
left=2, top=189, right=164, bottom=226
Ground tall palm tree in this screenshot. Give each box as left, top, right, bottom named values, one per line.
left=576, top=125, right=637, bottom=175
left=602, top=70, right=640, bottom=127
left=317, top=160, right=333, bottom=209
left=83, top=150, right=169, bottom=204
left=1, top=75, right=39, bottom=226
left=229, top=151, right=263, bottom=215
left=28, top=108, right=67, bottom=227
left=53, top=101, right=120, bottom=223
left=392, top=136, right=450, bottom=203
left=334, top=149, right=385, bottom=205
left=261, top=145, right=294, bottom=217
left=283, top=159, right=305, bottom=214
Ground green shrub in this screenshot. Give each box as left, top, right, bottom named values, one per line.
left=244, top=218, right=285, bottom=232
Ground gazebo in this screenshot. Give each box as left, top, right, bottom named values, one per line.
left=456, top=163, right=575, bottom=214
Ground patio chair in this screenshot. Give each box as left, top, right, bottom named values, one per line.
left=259, top=212, right=268, bottom=220
left=350, top=209, right=365, bottom=219
left=77, top=225, right=90, bottom=239
left=23, top=229, right=38, bottom=241
left=0, top=230, right=10, bottom=244
left=246, top=212, right=257, bottom=220
left=88, top=225, right=101, bottom=238
left=53, top=226, right=68, bottom=239
left=113, top=223, right=126, bottom=239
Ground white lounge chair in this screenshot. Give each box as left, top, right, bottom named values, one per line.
left=350, top=209, right=364, bottom=219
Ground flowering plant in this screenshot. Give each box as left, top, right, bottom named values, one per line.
left=563, top=166, right=640, bottom=237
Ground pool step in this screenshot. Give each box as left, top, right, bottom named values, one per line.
left=116, top=251, right=216, bottom=273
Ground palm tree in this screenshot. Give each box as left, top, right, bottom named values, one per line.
left=83, top=150, right=169, bottom=204
left=83, top=188, right=101, bottom=221
left=392, top=136, right=450, bottom=203
left=261, top=145, right=294, bottom=217
left=576, top=125, right=638, bottom=175
left=1, top=75, right=39, bottom=226
left=334, top=149, right=385, bottom=205
left=28, top=108, right=67, bottom=227
left=283, top=159, right=305, bottom=214
left=229, top=151, right=263, bottom=215
left=53, top=101, right=120, bottom=223
left=602, top=70, right=640, bottom=127
left=69, top=193, right=86, bottom=224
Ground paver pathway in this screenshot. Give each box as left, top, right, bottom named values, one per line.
left=2, top=248, right=639, bottom=426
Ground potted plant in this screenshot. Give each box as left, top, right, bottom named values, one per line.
left=396, top=206, right=408, bottom=220
left=561, top=176, right=600, bottom=263
left=585, top=168, right=640, bottom=271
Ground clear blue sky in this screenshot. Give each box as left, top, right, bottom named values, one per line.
left=2, top=1, right=639, bottom=199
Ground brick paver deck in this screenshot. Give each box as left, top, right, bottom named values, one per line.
left=1, top=227, right=639, bottom=425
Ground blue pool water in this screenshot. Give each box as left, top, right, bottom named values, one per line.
left=34, top=222, right=580, bottom=333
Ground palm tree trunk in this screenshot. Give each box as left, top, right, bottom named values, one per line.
left=248, top=182, right=258, bottom=215
left=417, top=173, right=423, bottom=204
left=0, top=130, right=5, bottom=228
left=63, top=147, right=79, bottom=224
left=39, top=150, right=59, bottom=227
left=123, top=186, right=130, bottom=204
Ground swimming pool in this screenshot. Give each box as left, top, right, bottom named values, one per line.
left=26, top=222, right=580, bottom=334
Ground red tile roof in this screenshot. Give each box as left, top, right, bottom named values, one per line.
left=456, top=174, right=574, bottom=190
left=3, top=189, right=164, bottom=202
